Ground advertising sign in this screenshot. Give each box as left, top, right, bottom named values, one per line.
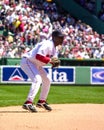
left=91, top=67, right=104, bottom=84
left=1, top=66, right=75, bottom=84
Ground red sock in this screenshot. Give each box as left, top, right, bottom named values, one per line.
left=38, top=100, right=46, bottom=103
left=25, top=100, right=32, bottom=104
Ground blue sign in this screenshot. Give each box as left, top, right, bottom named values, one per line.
left=91, top=67, right=104, bottom=84
left=1, top=66, right=75, bottom=84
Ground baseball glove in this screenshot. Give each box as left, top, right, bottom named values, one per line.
left=50, top=57, right=60, bottom=68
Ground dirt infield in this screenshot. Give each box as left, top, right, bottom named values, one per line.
left=0, top=104, right=104, bottom=130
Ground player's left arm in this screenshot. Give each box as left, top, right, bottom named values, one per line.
left=35, top=43, right=51, bottom=64
left=36, top=54, right=50, bottom=64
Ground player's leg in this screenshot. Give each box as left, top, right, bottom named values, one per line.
left=36, top=67, right=52, bottom=111
left=20, top=58, right=42, bottom=112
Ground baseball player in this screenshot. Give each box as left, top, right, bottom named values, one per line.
left=20, top=30, right=64, bottom=112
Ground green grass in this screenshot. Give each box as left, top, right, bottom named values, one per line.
left=0, top=84, right=104, bottom=107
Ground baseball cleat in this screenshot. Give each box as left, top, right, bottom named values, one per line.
left=36, top=100, right=52, bottom=111
left=22, top=103, right=38, bottom=112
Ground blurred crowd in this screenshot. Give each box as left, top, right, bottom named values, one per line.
left=0, top=0, right=104, bottom=59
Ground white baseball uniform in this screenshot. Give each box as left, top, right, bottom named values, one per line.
left=20, top=39, right=57, bottom=103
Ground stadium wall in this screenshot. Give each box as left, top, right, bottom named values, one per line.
left=0, top=58, right=104, bottom=66
left=0, top=65, right=104, bottom=85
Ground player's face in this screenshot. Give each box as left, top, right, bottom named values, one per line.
left=54, top=37, right=64, bottom=47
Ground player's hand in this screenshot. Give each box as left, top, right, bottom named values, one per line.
left=50, top=57, right=60, bottom=68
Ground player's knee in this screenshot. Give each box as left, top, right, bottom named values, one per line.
left=33, top=75, right=42, bottom=84
left=47, top=75, right=51, bottom=83
left=44, top=76, right=51, bottom=85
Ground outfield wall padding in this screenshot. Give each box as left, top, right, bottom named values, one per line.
left=75, top=67, right=90, bottom=85
left=0, top=66, right=104, bottom=85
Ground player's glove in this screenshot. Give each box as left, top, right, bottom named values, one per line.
left=50, top=57, right=60, bottom=68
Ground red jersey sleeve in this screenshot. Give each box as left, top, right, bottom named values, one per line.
left=36, top=54, right=50, bottom=64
